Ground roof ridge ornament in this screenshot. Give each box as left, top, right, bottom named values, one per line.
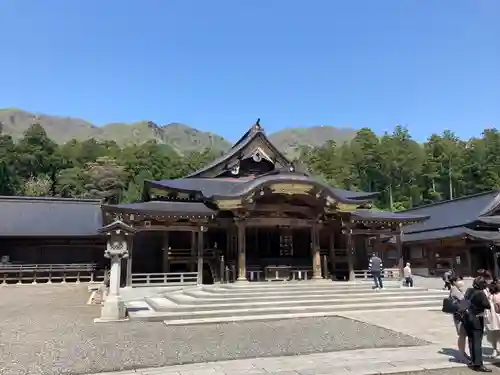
left=251, top=118, right=264, bottom=133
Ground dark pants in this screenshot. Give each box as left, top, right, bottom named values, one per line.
left=405, top=277, right=413, bottom=287
left=464, top=316, right=485, bottom=367
left=372, top=271, right=383, bottom=288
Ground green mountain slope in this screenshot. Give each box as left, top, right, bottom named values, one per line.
left=0, top=109, right=358, bottom=156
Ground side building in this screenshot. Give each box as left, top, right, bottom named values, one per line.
left=387, top=191, right=500, bottom=277
left=0, top=196, right=106, bottom=283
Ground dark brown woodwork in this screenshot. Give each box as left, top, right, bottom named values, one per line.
left=237, top=223, right=247, bottom=281
left=244, top=217, right=316, bottom=227
left=197, top=230, right=204, bottom=284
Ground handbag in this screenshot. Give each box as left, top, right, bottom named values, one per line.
left=442, top=296, right=458, bottom=314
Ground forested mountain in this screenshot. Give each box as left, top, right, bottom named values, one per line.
left=1, top=119, right=499, bottom=211
left=0, top=109, right=356, bottom=157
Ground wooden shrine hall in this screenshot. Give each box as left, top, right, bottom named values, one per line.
left=100, top=120, right=429, bottom=285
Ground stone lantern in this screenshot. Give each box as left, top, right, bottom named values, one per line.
left=94, top=220, right=136, bottom=323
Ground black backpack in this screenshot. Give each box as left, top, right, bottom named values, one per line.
left=442, top=288, right=472, bottom=315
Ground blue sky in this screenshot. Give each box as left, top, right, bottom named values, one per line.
left=0, top=1, right=498, bottom=142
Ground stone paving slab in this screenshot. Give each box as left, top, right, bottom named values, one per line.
left=89, top=345, right=464, bottom=375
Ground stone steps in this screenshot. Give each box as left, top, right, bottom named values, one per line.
left=126, top=282, right=447, bottom=325
left=183, top=287, right=439, bottom=301
left=156, top=292, right=445, bottom=310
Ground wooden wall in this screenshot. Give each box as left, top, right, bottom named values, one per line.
left=0, top=237, right=106, bottom=266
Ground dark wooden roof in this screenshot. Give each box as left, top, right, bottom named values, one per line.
left=350, top=210, right=429, bottom=224
left=102, top=201, right=215, bottom=217
left=147, top=170, right=378, bottom=204
left=478, top=216, right=500, bottom=225
left=0, top=196, right=102, bottom=237
left=398, top=191, right=500, bottom=242
left=464, top=228, right=500, bottom=242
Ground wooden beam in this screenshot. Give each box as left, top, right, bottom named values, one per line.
left=252, top=204, right=313, bottom=215
left=244, top=217, right=315, bottom=227
left=351, top=229, right=400, bottom=236
left=136, top=225, right=199, bottom=232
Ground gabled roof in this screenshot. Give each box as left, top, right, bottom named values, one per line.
left=186, top=121, right=292, bottom=178
left=0, top=196, right=103, bottom=237
left=398, top=191, right=500, bottom=242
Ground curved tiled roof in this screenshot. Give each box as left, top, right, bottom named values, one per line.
left=148, top=171, right=378, bottom=205
left=350, top=210, right=429, bottom=223
left=397, top=191, right=500, bottom=242
left=0, top=196, right=102, bottom=237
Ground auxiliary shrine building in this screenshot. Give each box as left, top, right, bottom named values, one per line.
left=1, top=121, right=499, bottom=284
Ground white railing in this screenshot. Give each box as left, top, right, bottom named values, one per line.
left=0, top=263, right=106, bottom=285
left=290, top=269, right=312, bottom=280
left=354, top=268, right=401, bottom=279
left=246, top=270, right=263, bottom=281
left=131, top=272, right=198, bottom=286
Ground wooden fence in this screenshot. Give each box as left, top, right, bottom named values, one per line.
left=0, top=263, right=106, bottom=285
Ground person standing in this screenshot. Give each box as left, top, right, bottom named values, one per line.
left=462, top=276, right=492, bottom=372
left=369, top=253, right=383, bottom=290
left=485, top=283, right=500, bottom=358
left=443, top=269, right=454, bottom=290
left=449, top=277, right=469, bottom=362
left=403, top=262, right=413, bottom=287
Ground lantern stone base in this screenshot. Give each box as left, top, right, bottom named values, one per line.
left=94, top=294, right=128, bottom=323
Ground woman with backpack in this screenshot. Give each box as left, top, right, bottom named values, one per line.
left=462, top=276, right=492, bottom=372
left=449, top=277, right=469, bottom=362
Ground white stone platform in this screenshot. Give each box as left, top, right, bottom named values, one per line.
left=124, top=280, right=447, bottom=326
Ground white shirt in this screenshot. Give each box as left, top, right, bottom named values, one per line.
left=403, top=266, right=412, bottom=278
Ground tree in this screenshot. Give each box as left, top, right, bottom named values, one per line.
left=15, top=122, right=60, bottom=180
left=349, top=128, right=380, bottom=192
left=0, top=126, right=20, bottom=195
left=122, top=170, right=154, bottom=203
left=81, top=157, right=128, bottom=203
left=54, top=167, right=84, bottom=198
left=22, top=175, right=52, bottom=197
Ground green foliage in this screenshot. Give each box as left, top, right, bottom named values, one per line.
left=301, top=125, right=500, bottom=210
left=22, top=175, right=52, bottom=197
left=2, top=121, right=500, bottom=211
left=0, top=121, right=224, bottom=203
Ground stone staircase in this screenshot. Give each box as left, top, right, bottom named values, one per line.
left=126, top=281, right=447, bottom=326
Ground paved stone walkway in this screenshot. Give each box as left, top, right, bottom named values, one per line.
left=89, top=345, right=462, bottom=375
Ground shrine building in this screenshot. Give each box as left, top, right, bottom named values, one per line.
left=0, top=121, right=433, bottom=285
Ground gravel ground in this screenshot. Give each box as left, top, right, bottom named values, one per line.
left=0, top=285, right=427, bottom=375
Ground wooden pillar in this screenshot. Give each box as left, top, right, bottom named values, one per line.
left=329, top=230, right=335, bottom=280
left=125, top=236, right=133, bottom=287
left=237, top=222, right=247, bottom=282
left=190, top=231, right=197, bottom=272
left=396, top=223, right=404, bottom=280
left=465, top=245, right=472, bottom=276
left=162, top=232, right=170, bottom=273
left=311, top=223, right=322, bottom=279
left=197, top=228, right=204, bottom=285
left=347, top=229, right=355, bottom=281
